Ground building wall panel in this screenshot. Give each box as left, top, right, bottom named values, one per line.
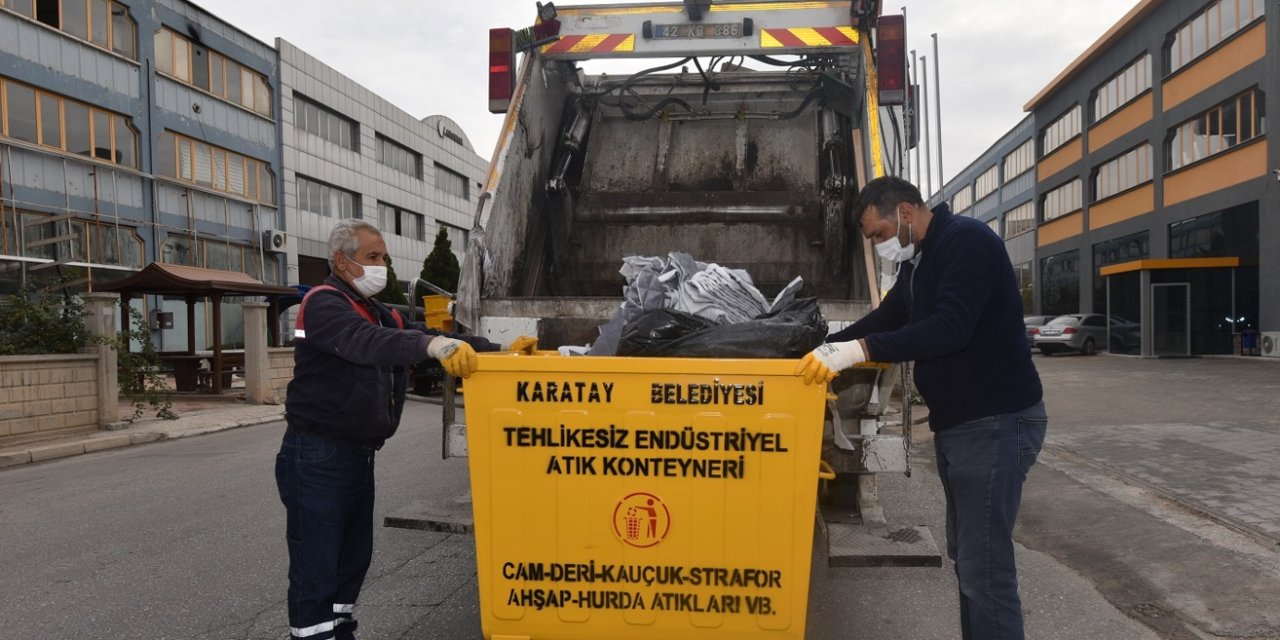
left=1088, top=92, right=1153, bottom=153
left=1163, top=23, right=1266, bottom=112
left=1163, top=142, right=1267, bottom=207
left=1038, top=211, right=1084, bottom=247
left=1038, top=138, right=1082, bottom=183
left=1089, top=183, right=1154, bottom=230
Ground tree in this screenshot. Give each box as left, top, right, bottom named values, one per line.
left=420, top=227, right=461, bottom=293
left=375, top=255, right=410, bottom=306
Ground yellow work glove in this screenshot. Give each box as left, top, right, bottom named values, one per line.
left=508, top=335, right=538, bottom=354
left=427, top=337, right=479, bottom=379
left=794, top=341, right=867, bottom=385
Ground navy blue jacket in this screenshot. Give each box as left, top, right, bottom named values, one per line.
left=829, top=204, right=1042, bottom=431
left=285, top=276, right=500, bottom=449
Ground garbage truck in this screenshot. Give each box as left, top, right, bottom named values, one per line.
left=390, top=1, right=940, bottom=635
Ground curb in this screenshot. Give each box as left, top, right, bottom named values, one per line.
left=0, top=412, right=285, bottom=470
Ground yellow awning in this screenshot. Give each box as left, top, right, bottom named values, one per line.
left=1100, top=257, right=1241, bottom=277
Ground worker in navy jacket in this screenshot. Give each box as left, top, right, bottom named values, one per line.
left=797, top=176, right=1046, bottom=640
left=277, top=218, right=535, bottom=640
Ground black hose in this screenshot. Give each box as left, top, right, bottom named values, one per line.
left=618, top=96, right=694, bottom=121
left=773, top=87, right=823, bottom=121
left=585, top=57, right=693, bottom=98
left=693, top=57, right=720, bottom=105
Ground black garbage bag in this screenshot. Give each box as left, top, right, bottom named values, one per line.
left=617, top=298, right=828, bottom=358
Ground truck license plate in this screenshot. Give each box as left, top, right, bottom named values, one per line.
left=653, top=23, right=743, bottom=39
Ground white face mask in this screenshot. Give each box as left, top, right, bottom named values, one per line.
left=349, top=264, right=388, bottom=298
left=874, top=211, right=917, bottom=263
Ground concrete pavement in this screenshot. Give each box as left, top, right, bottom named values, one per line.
left=1024, top=352, right=1280, bottom=640
left=0, top=397, right=286, bottom=469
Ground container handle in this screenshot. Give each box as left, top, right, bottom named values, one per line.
left=817, top=460, right=837, bottom=481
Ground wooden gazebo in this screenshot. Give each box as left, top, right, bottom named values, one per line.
left=98, top=263, right=294, bottom=394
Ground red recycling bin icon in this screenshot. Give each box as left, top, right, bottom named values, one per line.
left=613, top=492, right=670, bottom=548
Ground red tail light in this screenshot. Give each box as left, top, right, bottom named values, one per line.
left=1029, top=327, right=1039, bottom=335
left=1062, top=327, right=1077, bottom=335
left=875, top=14, right=907, bottom=105
left=489, top=28, right=516, bottom=114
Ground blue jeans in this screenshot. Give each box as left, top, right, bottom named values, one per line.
left=276, top=431, right=376, bottom=640
left=934, top=401, right=1047, bottom=640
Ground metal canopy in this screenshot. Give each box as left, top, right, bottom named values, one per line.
left=97, top=262, right=291, bottom=395
left=96, top=262, right=294, bottom=297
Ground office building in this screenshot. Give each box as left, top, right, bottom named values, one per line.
left=1026, top=0, right=1275, bottom=356
left=277, top=40, right=486, bottom=295
left=933, top=116, right=1038, bottom=312
left=1, top=0, right=487, bottom=350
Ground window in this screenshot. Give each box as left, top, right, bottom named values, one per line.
left=439, top=221, right=467, bottom=253
left=295, top=94, right=357, bottom=150
left=951, top=185, right=973, bottom=213
left=1093, top=231, right=1149, bottom=312
left=1041, top=105, right=1082, bottom=156
left=985, top=218, right=1000, bottom=235
left=3, top=81, right=38, bottom=143
left=157, top=130, right=275, bottom=204
left=1003, top=139, right=1034, bottom=180
left=1167, top=0, right=1266, bottom=73
left=1093, top=54, right=1152, bottom=122
left=1004, top=201, right=1035, bottom=238
left=376, top=134, right=422, bottom=179
left=1041, top=179, right=1082, bottom=222
left=161, top=233, right=262, bottom=275
left=17, top=212, right=143, bottom=267
left=1093, top=144, right=1153, bottom=201
left=1, top=0, right=136, bottom=58
left=1040, top=249, right=1080, bottom=317
left=0, top=76, right=139, bottom=167
left=1166, top=88, right=1265, bottom=171
left=975, top=165, right=1000, bottom=201
left=154, top=27, right=271, bottom=116
left=297, top=176, right=358, bottom=218
left=1014, top=261, right=1033, bottom=314
left=1169, top=203, right=1259, bottom=259
left=378, top=202, right=425, bottom=241
left=434, top=163, right=469, bottom=200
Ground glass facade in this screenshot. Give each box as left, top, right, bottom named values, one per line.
left=1106, top=271, right=1143, bottom=355
left=1168, top=203, right=1259, bottom=354
left=1040, top=250, right=1080, bottom=317
left=1015, top=261, right=1034, bottom=314
left=1092, top=231, right=1150, bottom=313
left=1169, top=202, right=1260, bottom=260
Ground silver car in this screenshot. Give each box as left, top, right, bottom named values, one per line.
left=1034, top=314, right=1107, bottom=356
left=1024, top=315, right=1053, bottom=351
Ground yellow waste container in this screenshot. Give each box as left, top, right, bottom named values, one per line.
left=423, top=294, right=454, bottom=332
left=464, top=353, right=828, bottom=640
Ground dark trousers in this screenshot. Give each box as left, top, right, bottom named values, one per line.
left=934, top=401, right=1047, bottom=640
left=276, top=431, right=376, bottom=640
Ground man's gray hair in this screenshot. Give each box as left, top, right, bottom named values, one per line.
left=328, top=219, right=382, bottom=270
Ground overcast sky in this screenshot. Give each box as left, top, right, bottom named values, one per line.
left=200, top=0, right=1135, bottom=190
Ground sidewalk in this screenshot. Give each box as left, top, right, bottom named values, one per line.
left=0, top=396, right=286, bottom=469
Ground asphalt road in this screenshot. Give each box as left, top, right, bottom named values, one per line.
left=4, top=353, right=1277, bottom=639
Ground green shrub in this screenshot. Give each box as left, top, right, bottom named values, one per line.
left=0, top=287, right=88, bottom=356
left=420, top=227, right=461, bottom=293
left=0, top=287, right=174, bottom=421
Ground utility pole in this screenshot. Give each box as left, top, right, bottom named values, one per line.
left=911, top=49, right=921, bottom=187
left=932, top=33, right=944, bottom=188
left=920, top=54, right=933, bottom=198
left=901, top=7, right=909, bottom=181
